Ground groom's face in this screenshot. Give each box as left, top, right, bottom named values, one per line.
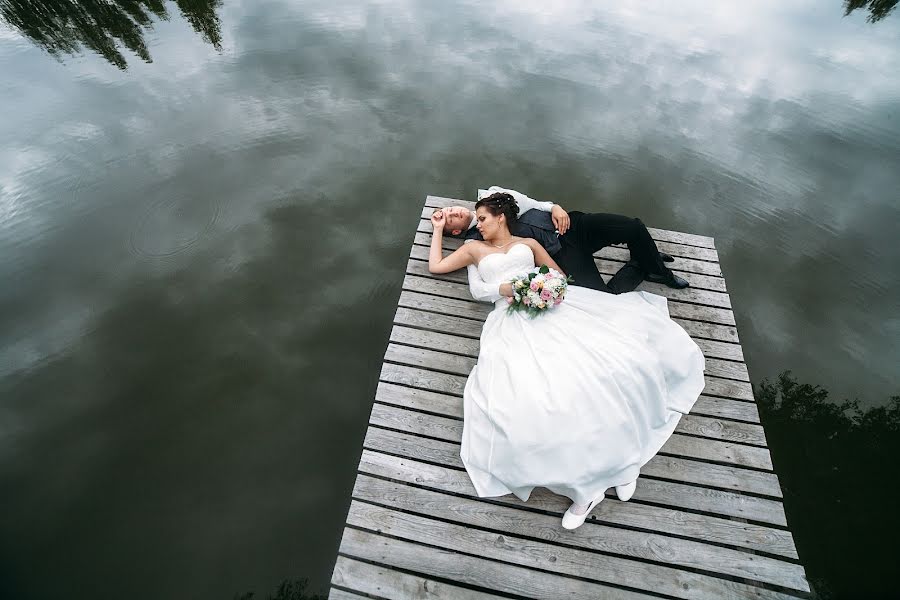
left=440, top=206, right=472, bottom=236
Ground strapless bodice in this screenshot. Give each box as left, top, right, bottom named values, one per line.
left=477, top=243, right=535, bottom=284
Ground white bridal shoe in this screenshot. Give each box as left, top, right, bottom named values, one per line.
left=561, top=493, right=604, bottom=530
left=615, top=480, right=637, bottom=502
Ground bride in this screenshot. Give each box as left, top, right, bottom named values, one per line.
left=428, top=193, right=706, bottom=530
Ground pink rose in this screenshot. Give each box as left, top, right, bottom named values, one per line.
left=523, top=296, right=531, bottom=305
left=506, top=296, right=514, bottom=304
left=540, top=289, right=552, bottom=301
left=530, top=281, right=540, bottom=291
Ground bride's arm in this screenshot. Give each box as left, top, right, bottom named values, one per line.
left=464, top=241, right=513, bottom=302
left=524, top=238, right=565, bottom=275
left=429, top=211, right=475, bottom=274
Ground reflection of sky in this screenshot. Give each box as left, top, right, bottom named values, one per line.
left=5, top=0, right=890, bottom=401
left=0, top=0, right=899, bottom=595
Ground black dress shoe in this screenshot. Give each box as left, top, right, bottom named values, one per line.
left=646, top=271, right=690, bottom=289
left=659, top=252, right=674, bottom=263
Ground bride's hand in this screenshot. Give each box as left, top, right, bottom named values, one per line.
left=499, top=282, right=514, bottom=297
left=430, top=209, right=446, bottom=232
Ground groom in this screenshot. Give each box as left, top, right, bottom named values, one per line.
left=436, top=186, right=689, bottom=294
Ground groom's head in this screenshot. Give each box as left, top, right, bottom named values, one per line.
left=433, top=206, right=474, bottom=236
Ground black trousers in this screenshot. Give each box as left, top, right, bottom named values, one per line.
left=552, top=211, right=669, bottom=294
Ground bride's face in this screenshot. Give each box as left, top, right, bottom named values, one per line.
left=475, top=206, right=507, bottom=239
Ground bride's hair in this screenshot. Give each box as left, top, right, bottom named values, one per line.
left=475, top=192, right=519, bottom=225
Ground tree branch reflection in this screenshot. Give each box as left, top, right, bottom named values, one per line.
left=843, top=0, right=898, bottom=22
left=0, top=0, right=222, bottom=69
left=758, top=371, right=899, bottom=599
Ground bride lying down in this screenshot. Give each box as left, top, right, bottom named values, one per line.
left=428, top=193, right=705, bottom=530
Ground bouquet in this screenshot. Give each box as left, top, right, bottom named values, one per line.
left=506, top=265, right=574, bottom=317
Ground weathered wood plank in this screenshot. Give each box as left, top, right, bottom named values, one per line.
left=705, top=357, right=751, bottom=382
left=353, top=477, right=806, bottom=594
left=358, top=449, right=799, bottom=559
left=377, top=380, right=760, bottom=431
left=376, top=363, right=765, bottom=446
left=349, top=496, right=806, bottom=597
left=382, top=342, right=756, bottom=403
left=408, top=245, right=731, bottom=308
left=340, top=525, right=656, bottom=600
left=390, top=323, right=749, bottom=382
left=398, top=285, right=741, bottom=344
left=370, top=401, right=775, bottom=482
left=333, top=547, right=522, bottom=600
left=381, top=363, right=753, bottom=410
left=693, top=394, right=760, bottom=423
left=364, top=424, right=781, bottom=500
left=425, top=195, right=717, bottom=249
left=325, top=586, right=370, bottom=600
left=404, top=264, right=737, bottom=326
left=368, top=405, right=781, bottom=523
left=394, top=305, right=743, bottom=360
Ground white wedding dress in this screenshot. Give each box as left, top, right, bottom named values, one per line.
left=460, top=243, right=706, bottom=505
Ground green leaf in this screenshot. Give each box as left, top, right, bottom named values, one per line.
left=539, top=265, right=549, bottom=274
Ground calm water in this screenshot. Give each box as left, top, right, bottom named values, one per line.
left=1, top=1, right=897, bottom=598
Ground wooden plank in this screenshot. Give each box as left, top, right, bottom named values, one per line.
left=378, top=379, right=759, bottom=430
left=399, top=285, right=741, bottom=344
left=326, top=589, right=371, bottom=600
left=381, top=363, right=752, bottom=410
left=340, top=525, right=656, bottom=600
left=364, top=424, right=781, bottom=500
left=705, top=357, right=750, bottom=382
left=382, top=341, right=756, bottom=403
left=368, top=405, right=781, bottom=522
left=349, top=496, right=806, bottom=597
left=332, top=553, right=511, bottom=600
left=326, top=587, right=370, bottom=600
left=390, top=323, right=749, bottom=381
left=403, top=264, right=737, bottom=326
left=370, top=401, right=776, bottom=486
left=377, top=359, right=765, bottom=446
left=425, top=195, right=717, bottom=249
left=407, top=245, right=731, bottom=309
left=353, top=476, right=806, bottom=594
left=394, top=305, right=742, bottom=360
left=693, top=395, right=760, bottom=423
left=358, top=449, right=799, bottom=560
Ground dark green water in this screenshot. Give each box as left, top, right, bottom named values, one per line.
left=0, top=1, right=897, bottom=598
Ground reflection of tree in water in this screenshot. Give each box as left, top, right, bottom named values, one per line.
left=759, top=371, right=899, bottom=599
left=844, top=0, right=897, bottom=22
left=0, top=0, right=222, bottom=69
left=233, top=577, right=327, bottom=600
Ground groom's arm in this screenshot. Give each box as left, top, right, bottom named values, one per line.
left=481, top=186, right=570, bottom=235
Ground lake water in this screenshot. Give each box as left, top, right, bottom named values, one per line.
left=1, top=1, right=897, bottom=598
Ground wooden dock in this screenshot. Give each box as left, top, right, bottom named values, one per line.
left=329, top=195, right=809, bottom=599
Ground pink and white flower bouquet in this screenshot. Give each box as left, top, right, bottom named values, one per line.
left=506, top=265, right=574, bottom=317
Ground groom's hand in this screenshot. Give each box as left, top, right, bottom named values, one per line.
left=551, top=205, right=570, bottom=235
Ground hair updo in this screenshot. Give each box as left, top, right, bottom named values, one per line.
left=474, top=192, right=519, bottom=225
